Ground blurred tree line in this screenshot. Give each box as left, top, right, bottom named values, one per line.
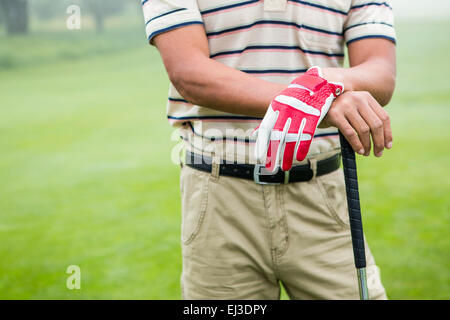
left=0, top=0, right=29, bottom=34
left=0, top=0, right=136, bottom=35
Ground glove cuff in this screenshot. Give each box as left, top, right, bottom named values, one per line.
left=291, top=66, right=344, bottom=97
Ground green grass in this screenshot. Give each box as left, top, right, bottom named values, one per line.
left=358, top=19, right=450, bottom=299
left=0, top=18, right=449, bottom=299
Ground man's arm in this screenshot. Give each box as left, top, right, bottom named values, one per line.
left=154, top=25, right=396, bottom=157
left=321, top=39, right=396, bottom=157
left=154, top=24, right=285, bottom=117
left=323, top=39, right=396, bottom=106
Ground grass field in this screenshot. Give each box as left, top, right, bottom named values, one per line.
left=0, top=17, right=449, bottom=299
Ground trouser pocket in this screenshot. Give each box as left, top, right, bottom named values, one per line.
left=315, top=168, right=351, bottom=229
left=180, top=166, right=210, bottom=245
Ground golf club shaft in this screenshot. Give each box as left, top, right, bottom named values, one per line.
left=339, top=132, right=369, bottom=300
left=357, top=268, right=369, bottom=300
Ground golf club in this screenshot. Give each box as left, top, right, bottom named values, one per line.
left=339, top=132, right=369, bottom=300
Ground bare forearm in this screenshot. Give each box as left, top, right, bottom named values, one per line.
left=322, top=39, right=396, bottom=106
left=155, top=26, right=395, bottom=120
left=171, top=57, right=394, bottom=119
left=154, top=25, right=285, bottom=118
left=170, top=55, right=285, bottom=118
left=323, top=60, right=396, bottom=106
left=170, top=54, right=394, bottom=119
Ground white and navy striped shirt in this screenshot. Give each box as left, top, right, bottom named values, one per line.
left=142, top=0, right=396, bottom=164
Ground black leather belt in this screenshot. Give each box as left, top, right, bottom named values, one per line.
left=185, top=152, right=341, bottom=185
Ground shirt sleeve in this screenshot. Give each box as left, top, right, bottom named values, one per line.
left=344, top=1, right=396, bottom=46
left=141, top=0, right=203, bottom=44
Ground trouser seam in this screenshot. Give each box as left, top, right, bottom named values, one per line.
left=275, top=185, right=289, bottom=259
left=262, top=186, right=282, bottom=280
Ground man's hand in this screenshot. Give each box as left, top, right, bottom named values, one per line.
left=254, top=67, right=343, bottom=173
left=320, top=91, right=393, bottom=157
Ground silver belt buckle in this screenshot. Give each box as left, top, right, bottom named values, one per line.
left=253, top=164, right=289, bottom=185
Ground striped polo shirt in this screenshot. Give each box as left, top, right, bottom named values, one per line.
left=142, top=0, right=396, bottom=164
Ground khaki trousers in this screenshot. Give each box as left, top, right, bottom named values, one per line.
left=179, top=163, right=387, bottom=300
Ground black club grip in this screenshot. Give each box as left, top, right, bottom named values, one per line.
left=339, top=133, right=367, bottom=269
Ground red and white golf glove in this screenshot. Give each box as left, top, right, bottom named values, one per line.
left=254, top=66, right=344, bottom=172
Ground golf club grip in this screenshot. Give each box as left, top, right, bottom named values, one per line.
left=339, top=133, right=367, bottom=269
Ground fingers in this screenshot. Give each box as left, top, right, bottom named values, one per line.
left=324, top=91, right=393, bottom=157
left=357, top=101, right=385, bottom=157
left=294, top=118, right=307, bottom=159
left=281, top=142, right=295, bottom=171
left=261, top=116, right=309, bottom=172
left=265, top=140, right=278, bottom=172
left=332, top=113, right=365, bottom=155
left=345, top=109, right=371, bottom=156
left=367, top=95, right=393, bottom=150
left=295, top=118, right=314, bottom=161
left=275, top=119, right=291, bottom=172
left=255, top=106, right=278, bottom=163
left=259, top=110, right=291, bottom=173
left=265, top=118, right=290, bottom=173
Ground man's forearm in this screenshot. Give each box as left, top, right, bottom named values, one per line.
left=157, top=26, right=395, bottom=119
left=155, top=25, right=284, bottom=118
left=322, top=38, right=397, bottom=106
left=323, top=60, right=396, bottom=107
left=169, top=54, right=285, bottom=118
left=170, top=55, right=395, bottom=119
left=171, top=55, right=394, bottom=118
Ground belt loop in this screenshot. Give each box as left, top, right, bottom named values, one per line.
left=283, top=170, right=290, bottom=184
left=309, top=158, right=318, bottom=180
left=211, top=155, right=220, bottom=180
